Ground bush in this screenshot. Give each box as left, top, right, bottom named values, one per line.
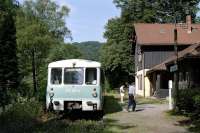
left=192, top=95, right=200, bottom=119
left=177, top=88, right=200, bottom=114
left=0, top=98, right=42, bottom=133
left=104, top=95, right=122, bottom=114
left=0, top=98, right=104, bottom=133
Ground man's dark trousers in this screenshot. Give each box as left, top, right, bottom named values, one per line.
left=128, top=94, right=136, bottom=111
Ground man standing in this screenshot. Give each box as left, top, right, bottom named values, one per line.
left=128, top=83, right=136, bottom=111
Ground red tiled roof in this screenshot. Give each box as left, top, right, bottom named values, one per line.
left=134, top=23, right=200, bottom=45
left=147, top=43, right=200, bottom=74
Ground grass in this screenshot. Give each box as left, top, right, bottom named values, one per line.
left=105, top=90, right=167, bottom=105
left=103, top=95, right=122, bottom=114
left=136, top=96, right=167, bottom=105
left=35, top=119, right=104, bottom=133
left=0, top=99, right=104, bottom=133
left=0, top=118, right=104, bottom=133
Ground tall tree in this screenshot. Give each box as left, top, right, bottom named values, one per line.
left=101, top=18, right=134, bottom=87
left=114, top=0, right=200, bottom=23
left=114, top=0, right=157, bottom=23
left=22, top=0, right=71, bottom=41
left=16, top=12, right=55, bottom=96
left=0, top=0, right=18, bottom=109
left=47, top=43, right=83, bottom=62
left=16, top=0, right=72, bottom=97
left=155, top=0, right=200, bottom=23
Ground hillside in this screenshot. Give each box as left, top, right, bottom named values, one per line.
left=73, top=41, right=103, bottom=61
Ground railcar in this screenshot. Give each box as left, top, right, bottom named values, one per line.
left=46, top=59, right=103, bottom=116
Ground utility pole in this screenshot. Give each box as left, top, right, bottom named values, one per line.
left=172, top=0, right=179, bottom=111
left=173, top=28, right=179, bottom=110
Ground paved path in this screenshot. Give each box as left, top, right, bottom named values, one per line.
left=104, top=104, right=189, bottom=133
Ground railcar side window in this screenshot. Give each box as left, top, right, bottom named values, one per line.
left=86, top=68, right=97, bottom=85
left=51, top=68, right=62, bottom=84
left=64, top=68, right=84, bottom=84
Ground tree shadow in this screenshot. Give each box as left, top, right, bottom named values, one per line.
left=135, top=109, right=145, bottom=112
left=188, top=122, right=200, bottom=133
left=0, top=117, right=40, bottom=133
left=174, top=119, right=192, bottom=126
left=174, top=118, right=200, bottom=133
left=60, top=110, right=103, bottom=121
left=104, top=118, right=136, bottom=132
left=36, top=117, right=104, bottom=133
left=186, top=119, right=200, bottom=133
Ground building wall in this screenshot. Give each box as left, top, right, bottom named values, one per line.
left=135, top=45, right=174, bottom=97
left=135, top=69, right=151, bottom=97
left=134, top=43, right=190, bottom=97
left=144, top=51, right=174, bottom=69
left=135, top=45, right=189, bottom=71
left=145, top=76, right=151, bottom=97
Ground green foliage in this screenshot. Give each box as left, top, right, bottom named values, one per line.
left=193, top=95, right=200, bottom=119
left=0, top=0, right=19, bottom=108
left=177, top=88, right=200, bottom=114
left=15, top=0, right=76, bottom=99
left=35, top=120, right=104, bottom=133
left=195, top=16, right=200, bottom=23
left=16, top=18, right=54, bottom=59
left=16, top=10, right=56, bottom=96
left=194, top=95, right=200, bottom=106
left=114, top=0, right=157, bottom=23
left=104, top=77, right=112, bottom=92
left=114, top=0, right=200, bottom=23
left=47, top=43, right=83, bottom=62
left=22, top=0, right=71, bottom=40
left=73, top=41, right=103, bottom=61
left=136, top=96, right=167, bottom=105
left=174, top=88, right=200, bottom=133
left=0, top=99, right=42, bottom=133
left=101, top=17, right=134, bottom=87
left=0, top=99, right=104, bottom=133
left=104, top=95, right=122, bottom=114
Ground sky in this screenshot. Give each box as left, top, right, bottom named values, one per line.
left=18, top=0, right=120, bottom=43
left=17, top=0, right=200, bottom=43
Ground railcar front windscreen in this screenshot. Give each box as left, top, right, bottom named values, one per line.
left=64, top=68, right=84, bottom=85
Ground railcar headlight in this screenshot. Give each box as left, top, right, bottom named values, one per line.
left=92, top=88, right=98, bottom=98
left=54, top=101, right=60, bottom=106
left=49, top=88, right=54, bottom=97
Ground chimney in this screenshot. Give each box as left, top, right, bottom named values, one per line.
left=186, top=15, right=192, bottom=33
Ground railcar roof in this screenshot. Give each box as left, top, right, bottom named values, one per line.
left=48, top=59, right=101, bottom=68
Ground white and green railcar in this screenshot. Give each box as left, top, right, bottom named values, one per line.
left=46, top=59, right=103, bottom=114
